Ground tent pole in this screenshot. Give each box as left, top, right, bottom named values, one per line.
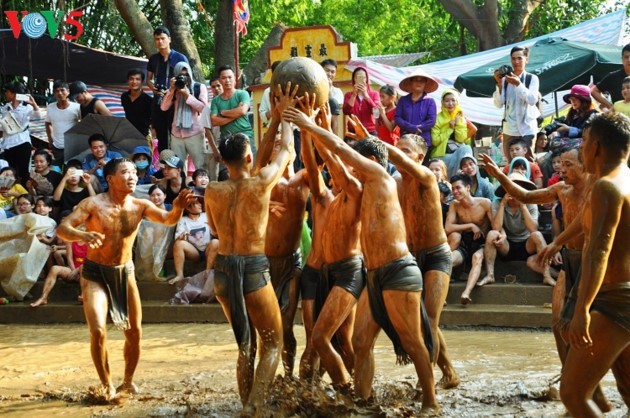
left=554, top=91, right=559, bottom=117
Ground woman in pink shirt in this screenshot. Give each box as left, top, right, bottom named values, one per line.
left=343, top=67, right=381, bottom=136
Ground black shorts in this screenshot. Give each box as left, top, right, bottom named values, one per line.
left=500, top=239, right=534, bottom=262
left=456, top=231, right=485, bottom=265
left=414, top=242, right=452, bottom=276
left=214, top=255, right=270, bottom=299
left=301, top=264, right=320, bottom=300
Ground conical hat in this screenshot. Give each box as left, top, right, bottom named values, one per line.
left=399, top=69, right=439, bottom=94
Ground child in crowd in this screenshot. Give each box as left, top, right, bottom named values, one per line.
left=52, top=159, right=95, bottom=221
left=534, top=132, right=548, bottom=158
left=503, top=138, right=543, bottom=188
left=34, top=196, right=57, bottom=244
left=0, top=166, right=27, bottom=213
left=613, top=76, right=630, bottom=117
left=190, top=168, right=209, bottom=189
left=546, top=148, right=564, bottom=187
left=375, top=84, right=400, bottom=145
left=169, top=197, right=218, bottom=285
left=428, top=158, right=451, bottom=187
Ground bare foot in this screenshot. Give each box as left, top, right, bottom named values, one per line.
left=477, top=275, right=495, bottom=287
left=593, top=384, right=612, bottom=412
left=30, top=297, right=47, bottom=307
left=116, top=382, right=140, bottom=395
left=168, top=275, right=187, bottom=285
left=543, top=276, right=557, bottom=287
left=460, top=295, right=472, bottom=306
left=437, top=374, right=460, bottom=389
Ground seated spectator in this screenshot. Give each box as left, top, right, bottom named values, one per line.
left=457, top=154, right=495, bottom=200
left=534, top=131, right=549, bottom=157
left=14, top=193, right=35, bottom=215
left=131, top=145, right=156, bottom=185
left=148, top=184, right=171, bottom=210
left=156, top=154, right=187, bottom=205
left=133, top=183, right=175, bottom=281
left=395, top=69, right=438, bottom=149
left=546, top=148, right=563, bottom=187
left=190, top=168, right=209, bottom=189
left=82, top=133, right=122, bottom=192
left=0, top=166, right=28, bottom=213
left=438, top=181, right=451, bottom=226
left=53, top=160, right=96, bottom=220
left=34, top=196, right=56, bottom=246
left=169, top=197, right=218, bottom=285
left=445, top=174, right=493, bottom=305
left=482, top=169, right=555, bottom=287
left=26, top=150, right=63, bottom=197
left=503, top=138, right=543, bottom=188
left=375, top=84, right=400, bottom=145
left=343, top=67, right=380, bottom=136
left=30, top=239, right=87, bottom=307
left=431, top=88, right=469, bottom=158
left=428, top=158, right=451, bottom=188
left=613, top=76, right=630, bottom=117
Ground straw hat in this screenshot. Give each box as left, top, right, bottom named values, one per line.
left=399, top=69, right=439, bottom=94
left=495, top=171, right=537, bottom=198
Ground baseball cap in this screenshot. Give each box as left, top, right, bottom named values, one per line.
left=159, top=149, right=176, bottom=162
left=160, top=155, right=184, bottom=170
left=69, top=81, right=87, bottom=101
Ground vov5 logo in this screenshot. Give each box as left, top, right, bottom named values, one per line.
left=4, top=10, right=84, bottom=41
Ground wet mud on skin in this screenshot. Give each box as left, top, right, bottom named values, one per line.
left=0, top=324, right=627, bottom=417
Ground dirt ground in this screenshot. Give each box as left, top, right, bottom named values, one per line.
left=0, top=323, right=627, bottom=417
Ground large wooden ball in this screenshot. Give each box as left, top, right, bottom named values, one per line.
left=270, top=57, right=330, bottom=109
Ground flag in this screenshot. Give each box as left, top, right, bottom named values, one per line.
left=233, top=0, right=249, bottom=36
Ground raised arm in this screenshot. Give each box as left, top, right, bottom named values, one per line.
left=142, top=188, right=195, bottom=226
left=258, top=119, right=293, bottom=190
left=380, top=136, right=434, bottom=186
left=480, top=153, right=560, bottom=204
left=285, top=107, right=387, bottom=182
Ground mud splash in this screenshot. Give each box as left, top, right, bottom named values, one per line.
left=0, top=324, right=626, bottom=417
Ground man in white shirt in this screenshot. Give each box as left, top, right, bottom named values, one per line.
left=492, top=46, right=540, bottom=160
left=45, top=80, right=81, bottom=165
left=321, top=59, right=345, bottom=137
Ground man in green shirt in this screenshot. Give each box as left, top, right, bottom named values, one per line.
left=210, top=65, right=256, bottom=156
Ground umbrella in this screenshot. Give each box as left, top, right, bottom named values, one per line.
left=64, top=114, right=148, bottom=163
left=454, top=37, right=622, bottom=97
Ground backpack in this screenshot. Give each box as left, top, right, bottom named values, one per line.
left=524, top=74, right=545, bottom=127
left=193, top=82, right=201, bottom=100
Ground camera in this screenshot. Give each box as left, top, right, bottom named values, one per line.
left=174, top=74, right=189, bottom=89
left=543, top=116, right=567, bottom=135
left=154, top=83, right=168, bottom=105
left=497, top=65, right=514, bottom=77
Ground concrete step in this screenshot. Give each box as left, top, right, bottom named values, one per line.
left=445, top=282, right=553, bottom=306
left=0, top=301, right=552, bottom=328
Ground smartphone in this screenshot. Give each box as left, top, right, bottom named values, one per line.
left=73, top=169, right=84, bottom=177
left=15, top=94, right=29, bottom=102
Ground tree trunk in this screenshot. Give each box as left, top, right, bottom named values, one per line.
left=113, top=0, right=156, bottom=57
left=503, top=0, right=540, bottom=44
left=242, top=24, right=286, bottom=86
left=214, top=0, right=235, bottom=74
left=159, top=0, right=204, bottom=81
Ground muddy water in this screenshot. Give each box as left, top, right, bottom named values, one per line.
left=0, top=324, right=626, bottom=417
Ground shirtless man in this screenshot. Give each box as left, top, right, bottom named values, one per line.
left=255, top=103, right=310, bottom=377
left=558, top=111, right=630, bottom=417
left=204, top=83, right=295, bottom=414
left=56, top=158, right=193, bottom=400
left=481, top=147, right=613, bottom=412
left=301, top=100, right=364, bottom=390
left=445, top=174, right=493, bottom=305
left=361, top=129, right=459, bottom=388
left=284, top=108, right=437, bottom=411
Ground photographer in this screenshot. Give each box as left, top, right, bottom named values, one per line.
left=539, top=84, right=598, bottom=182
left=492, top=46, right=540, bottom=162
left=160, top=62, right=208, bottom=174
left=147, top=26, right=189, bottom=152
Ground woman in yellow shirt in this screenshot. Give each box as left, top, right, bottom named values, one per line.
left=430, top=89, right=469, bottom=158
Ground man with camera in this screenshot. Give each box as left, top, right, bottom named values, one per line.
left=160, top=62, right=208, bottom=174
left=493, top=46, right=540, bottom=161
left=147, top=26, right=189, bottom=152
